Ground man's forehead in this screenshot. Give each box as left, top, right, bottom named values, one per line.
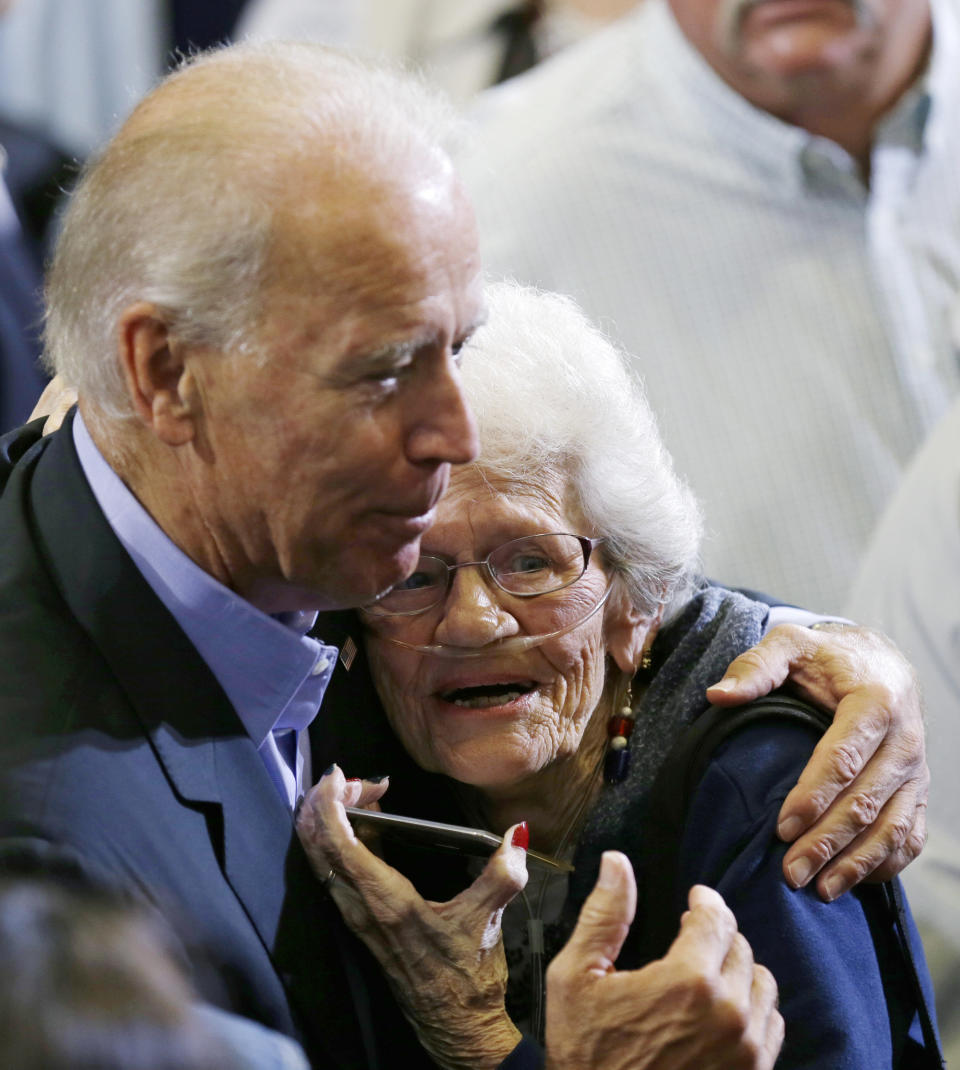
left=268, top=158, right=472, bottom=263
left=256, top=209, right=483, bottom=373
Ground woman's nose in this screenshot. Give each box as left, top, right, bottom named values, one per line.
left=433, top=567, right=519, bottom=647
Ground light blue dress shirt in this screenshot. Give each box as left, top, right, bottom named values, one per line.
left=73, top=412, right=338, bottom=809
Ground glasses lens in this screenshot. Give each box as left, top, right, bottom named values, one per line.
left=489, top=534, right=587, bottom=596
left=369, top=556, right=447, bottom=615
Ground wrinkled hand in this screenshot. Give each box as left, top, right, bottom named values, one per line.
left=706, top=623, right=928, bottom=900
left=546, top=854, right=783, bottom=1070
left=30, top=375, right=77, bottom=434
left=296, top=766, right=527, bottom=1070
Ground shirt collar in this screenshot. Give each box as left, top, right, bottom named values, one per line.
left=72, top=412, right=337, bottom=748
left=645, top=0, right=954, bottom=195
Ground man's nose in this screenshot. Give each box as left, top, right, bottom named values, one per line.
left=404, top=353, right=479, bottom=466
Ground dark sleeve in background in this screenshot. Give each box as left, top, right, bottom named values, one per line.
left=0, top=232, right=46, bottom=433
left=0, top=118, right=77, bottom=433
left=168, top=0, right=250, bottom=54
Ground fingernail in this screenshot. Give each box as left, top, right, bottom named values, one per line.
left=778, top=815, right=803, bottom=841
left=368, top=775, right=390, bottom=784
left=822, top=874, right=844, bottom=902
left=597, top=851, right=619, bottom=889
left=511, top=822, right=529, bottom=850
left=345, top=777, right=361, bottom=783
left=786, top=857, right=813, bottom=888
left=709, top=677, right=737, bottom=693
left=322, top=764, right=336, bottom=777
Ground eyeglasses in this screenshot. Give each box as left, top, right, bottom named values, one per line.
left=366, top=533, right=605, bottom=617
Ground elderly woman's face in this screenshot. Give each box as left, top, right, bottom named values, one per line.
left=363, top=468, right=654, bottom=790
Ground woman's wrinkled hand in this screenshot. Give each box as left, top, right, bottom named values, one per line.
left=295, top=766, right=527, bottom=1070
left=546, top=857, right=783, bottom=1070
left=706, top=622, right=928, bottom=900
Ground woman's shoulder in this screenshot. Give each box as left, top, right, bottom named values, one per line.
left=675, top=718, right=926, bottom=1069
left=694, top=713, right=822, bottom=826
left=676, top=710, right=838, bottom=906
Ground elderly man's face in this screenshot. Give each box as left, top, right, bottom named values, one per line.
left=188, top=160, right=483, bottom=612
left=668, top=0, right=927, bottom=107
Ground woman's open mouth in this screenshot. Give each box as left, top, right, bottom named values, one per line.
left=439, top=681, right=538, bottom=709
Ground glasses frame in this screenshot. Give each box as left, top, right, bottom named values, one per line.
left=366, top=533, right=607, bottom=618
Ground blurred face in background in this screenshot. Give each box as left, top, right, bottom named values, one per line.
left=667, top=0, right=930, bottom=117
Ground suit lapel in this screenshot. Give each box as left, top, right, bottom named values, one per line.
left=28, top=417, right=376, bottom=1067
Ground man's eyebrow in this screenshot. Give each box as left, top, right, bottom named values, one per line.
left=349, top=339, right=422, bottom=374
left=464, top=309, right=489, bottom=336
left=351, top=314, right=489, bottom=371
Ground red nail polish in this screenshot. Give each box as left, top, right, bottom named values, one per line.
left=511, top=822, right=529, bottom=850
left=345, top=777, right=361, bottom=783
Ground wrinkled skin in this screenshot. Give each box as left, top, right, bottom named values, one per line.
left=31, top=380, right=930, bottom=896
left=296, top=768, right=525, bottom=1069
left=297, top=773, right=785, bottom=1070
left=708, top=621, right=928, bottom=899
left=545, top=857, right=783, bottom=1070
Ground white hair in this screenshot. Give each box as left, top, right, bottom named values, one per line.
left=462, top=281, right=703, bottom=616
left=44, top=40, right=464, bottom=420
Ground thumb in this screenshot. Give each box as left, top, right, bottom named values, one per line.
left=556, top=851, right=636, bottom=977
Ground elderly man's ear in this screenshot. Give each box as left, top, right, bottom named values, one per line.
left=605, top=586, right=663, bottom=674
left=118, top=302, right=199, bottom=446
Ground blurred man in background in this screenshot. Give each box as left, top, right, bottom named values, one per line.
left=461, top=0, right=958, bottom=612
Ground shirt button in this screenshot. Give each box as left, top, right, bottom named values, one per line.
left=311, top=657, right=330, bottom=676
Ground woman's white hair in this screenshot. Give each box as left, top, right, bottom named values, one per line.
left=44, top=40, right=464, bottom=421
left=462, top=281, right=703, bottom=617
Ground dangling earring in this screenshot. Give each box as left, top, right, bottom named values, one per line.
left=603, top=649, right=653, bottom=784
left=604, top=675, right=637, bottom=784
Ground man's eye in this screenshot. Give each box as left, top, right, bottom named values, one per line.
left=366, top=362, right=412, bottom=387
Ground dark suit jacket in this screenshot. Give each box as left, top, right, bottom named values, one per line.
left=0, top=412, right=428, bottom=1068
